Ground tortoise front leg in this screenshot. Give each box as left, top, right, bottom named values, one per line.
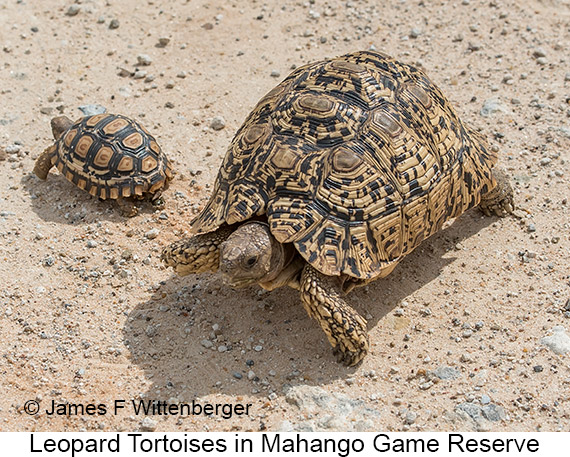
left=299, top=264, right=369, bottom=366
left=33, top=146, right=56, bottom=180
left=479, top=168, right=515, bottom=217
left=161, top=226, right=233, bottom=275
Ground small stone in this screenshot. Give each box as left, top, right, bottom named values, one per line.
left=137, top=54, right=152, bottom=66
left=210, top=116, right=226, bottom=131
left=540, top=326, right=570, bottom=355
left=109, top=19, right=120, bottom=30
left=433, top=366, right=461, bottom=380
left=97, top=16, right=105, bottom=24
left=527, top=223, right=536, bottom=233
left=40, top=107, right=53, bottom=115
left=480, top=394, right=491, bottom=405
left=79, top=104, right=107, bottom=116
left=480, top=97, right=508, bottom=117
left=404, top=411, right=417, bottom=424
left=270, top=70, right=281, bottom=78
left=133, top=70, right=147, bottom=79
left=157, top=37, right=170, bottom=48
left=536, top=57, right=547, bottom=66
left=140, top=417, right=157, bottom=431
left=201, top=339, right=213, bottom=349
left=247, top=370, right=256, bottom=380
left=533, top=48, right=547, bottom=58
left=254, top=345, right=263, bottom=352
left=409, top=28, right=421, bottom=39
left=539, top=157, right=551, bottom=166
left=86, top=240, right=98, bottom=248
left=144, top=228, right=159, bottom=239
left=66, top=5, right=80, bottom=16
left=232, top=372, right=242, bottom=379
left=533, top=365, right=543, bottom=373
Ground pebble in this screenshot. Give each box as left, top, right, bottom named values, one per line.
left=140, top=417, right=157, bottom=431
left=5, top=144, right=21, bottom=154
left=433, top=366, right=461, bottom=380
left=533, top=48, right=547, bottom=58
left=210, top=116, right=226, bottom=131
left=137, top=54, right=152, bottom=66
left=200, top=339, right=213, bottom=349
left=247, top=370, right=256, bottom=380
left=79, top=104, right=106, bottom=116
left=217, top=345, right=227, bottom=352
left=270, top=70, right=281, bottom=78
left=86, top=240, right=98, bottom=248
left=409, top=28, right=421, bottom=39
left=108, top=19, right=120, bottom=30
left=480, top=97, right=508, bottom=117
left=404, top=411, right=417, bottom=424
left=481, top=394, right=491, bottom=405
left=536, top=57, right=547, bottom=65
left=66, top=5, right=80, bottom=16
left=157, top=37, right=170, bottom=48
left=539, top=157, right=551, bottom=166
left=253, top=345, right=263, bottom=352
left=533, top=365, right=543, bottom=373
left=527, top=223, right=536, bottom=233
left=144, top=228, right=159, bottom=239
left=540, top=326, right=570, bottom=355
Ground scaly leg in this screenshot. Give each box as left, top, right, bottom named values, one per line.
left=33, top=146, right=56, bottom=180
left=161, top=226, right=233, bottom=275
left=479, top=168, right=515, bottom=217
left=299, top=263, right=369, bottom=366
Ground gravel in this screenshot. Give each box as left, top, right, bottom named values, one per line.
left=281, top=385, right=380, bottom=431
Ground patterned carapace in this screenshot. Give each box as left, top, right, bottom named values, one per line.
left=191, top=51, right=497, bottom=279
left=43, top=114, right=172, bottom=200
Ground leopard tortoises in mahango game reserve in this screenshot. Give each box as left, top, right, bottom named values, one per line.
left=162, top=50, right=514, bottom=366
left=34, top=114, right=173, bottom=216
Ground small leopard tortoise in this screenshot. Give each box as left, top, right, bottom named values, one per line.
left=162, top=50, right=514, bottom=366
left=34, top=114, right=173, bottom=216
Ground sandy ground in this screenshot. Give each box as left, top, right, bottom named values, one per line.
left=0, top=0, right=569, bottom=432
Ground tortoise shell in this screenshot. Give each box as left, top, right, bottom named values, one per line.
left=191, top=51, right=497, bottom=280
left=45, top=114, right=172, bottom=200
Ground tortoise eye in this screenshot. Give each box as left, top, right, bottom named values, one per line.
left=244, top=256, right=258, bottom=268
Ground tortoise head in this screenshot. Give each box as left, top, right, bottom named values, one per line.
left=50, top=116, right=74, bottom=140
left=219, top=222, right=284, bottom=288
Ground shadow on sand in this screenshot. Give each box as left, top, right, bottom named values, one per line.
left=122, top=209, right=496, bottom=402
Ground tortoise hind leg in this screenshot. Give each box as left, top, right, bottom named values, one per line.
left=479, top=168, right=514, bottom=217
left=33, top=146, right=56, bottom=180
left=161, top=226, right=234, bottom=275
left=299, top=263, right=369, bottom=366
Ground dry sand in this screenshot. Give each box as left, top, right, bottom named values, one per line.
left=0, top=0, right=569, bottom=432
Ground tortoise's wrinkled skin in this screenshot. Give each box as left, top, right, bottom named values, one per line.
left=34, top=114, right=173, bottom=216
left=162, top=50, right=514, bottom=366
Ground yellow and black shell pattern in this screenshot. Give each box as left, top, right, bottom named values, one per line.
left=48, top=114, right=172, bottom=200
left=191, top=51, right=497, bottom=280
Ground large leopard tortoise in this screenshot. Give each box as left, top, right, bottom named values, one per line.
left=34, top=114, right=172, bottom=216
left=162, top=50, right=514, bottom=366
